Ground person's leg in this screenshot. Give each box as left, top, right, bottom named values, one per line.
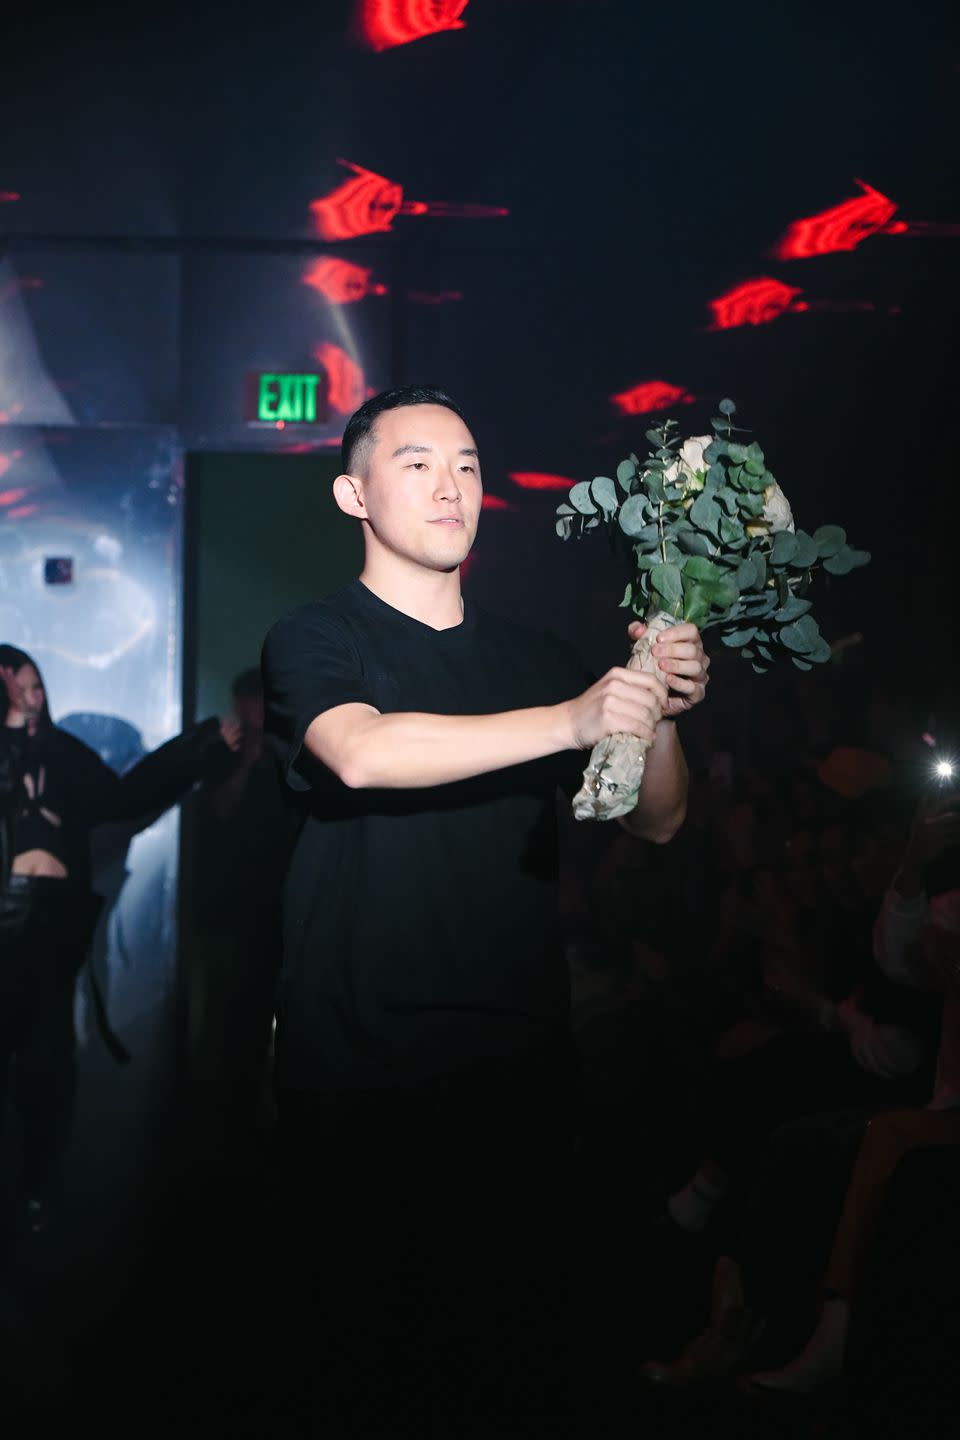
left=666, top=1030, right=896, bottom=1235
left=10, top=974, right=77, bottom=1219
left=746, top=1107, right=960, bottom=1393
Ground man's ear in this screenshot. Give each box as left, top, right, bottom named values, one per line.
left=333, top=473, right=365, bottom=519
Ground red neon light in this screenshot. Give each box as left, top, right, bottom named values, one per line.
left=314, top=342, right=372, bottom=415
left=310, top=159, right=507, bottom=241
left=708, top=277, right=806, bottom=330
left=508, top=472, right=576, bottom=491
left=610, top=382, right=695, bottom=416
left=303, top=257, right=387, bottom=304
left=480, top=494, right=515, bottom=510
left=357, top=0, right=469, bottom=51
left=773, top=180, right=898, bottom=259
left=0, top=192, right=20, bottom=203
left=310, top=162, right=405, bottom=241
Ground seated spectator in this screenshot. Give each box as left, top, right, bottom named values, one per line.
left=741, top=789, right=960, bottom=1395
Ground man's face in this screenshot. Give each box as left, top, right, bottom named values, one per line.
left=351, top=404, right=482, bottom=572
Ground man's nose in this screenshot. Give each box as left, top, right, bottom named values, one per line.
left=434, top=466, right=462, bottom=500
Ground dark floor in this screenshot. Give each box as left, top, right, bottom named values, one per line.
left=0, top=995, right=951, bottom=1438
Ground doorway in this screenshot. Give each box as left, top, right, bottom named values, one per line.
left=177, top=450, right=362, bottom=1109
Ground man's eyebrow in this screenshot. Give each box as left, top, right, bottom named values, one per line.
left=390, top=443, right=480, bottom=459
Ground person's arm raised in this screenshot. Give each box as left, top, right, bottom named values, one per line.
left=304, top=665, right=669, bottom=791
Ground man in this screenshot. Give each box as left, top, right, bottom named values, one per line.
left=261, top=385, right=709, bottom=1422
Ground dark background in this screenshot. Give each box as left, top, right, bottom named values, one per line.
left=1, top=0, right=956, bottom=686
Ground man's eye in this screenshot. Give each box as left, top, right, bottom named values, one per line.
left=459, top=464, right=476, bottom=474
left=408, top=461, right=428, bottom=470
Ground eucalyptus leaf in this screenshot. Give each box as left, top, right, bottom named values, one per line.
left=568, top=482, right=596, bottom=516
left=616, top=459, right=636, bottom=491
left=720, top=626, right=757, bottom=648
left=823, top=547, right=871, bottom=575
left=676, top=529, right=716, bottom=557
left=682, top=584, right=711, bottom=627
left=770, top=530, right=799, bottom=565
left=683, top=555, right=726, bottom=582
left=718, top=398, right=736, bottom=416
left=590, top=475, right=618, bottom=516
left=618, top=495, right=651, bottom=537
left=651, top=563, right=683, bottom=606
left=719, top=515, right=742, bottom=545
left=736, top=556, right=759, bottom=590
left=690, top=492, right=721, bottom=537
left=813, top=524, right=846, bottom=558
left=773, top=595, right=813, bottom=622
left=618, top=581, right=633, bottom=609
left=790, top=530, right=819, bottom=568
left=779, top=615, right=821, bottom=654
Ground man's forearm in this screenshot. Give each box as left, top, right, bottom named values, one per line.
left=308, top=704, right=576, bottom=790
left=617, top=718, right=688, bottom=843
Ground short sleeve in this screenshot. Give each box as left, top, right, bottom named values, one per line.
left=261, top=606, right=377, bottom=791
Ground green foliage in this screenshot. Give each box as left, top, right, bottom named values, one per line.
left=553, top=399, right=871, bottom=674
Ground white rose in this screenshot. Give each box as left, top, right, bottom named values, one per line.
left=664, top=434, right=712, bottom=496
left=746, top=481, right=796, bottom=538
left=762, top=481, right=794, bottom=533
left=680, top=435, right=712, bottom=475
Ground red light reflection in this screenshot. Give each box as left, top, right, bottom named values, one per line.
left=0, top=487, right=28, bottom=504
left=314, top=342, right=373, bottom=415
left=303, top=257, right=388, bottom=304
left=611, top=382, right=695, bottom=416
left=773, top=181, right=898, bottom=259
left=0, top=450, right=24, bottom=480
left=481, top=494, right=516, bottom=511
left=0, top=192, right=20, bottom=203
left=508, top=472, right=576, bottom=491
left=310, top=159, right=507, bottom=241
left=6, top=505, right=37, bottom=519
left=708, top=278, right=806, bottom=330
left=0, top=404, right=25, bottom=424
left=357, top=0, right=469, bottom=51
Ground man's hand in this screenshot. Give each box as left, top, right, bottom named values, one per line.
left=628, top=620, right=710, bottom=718
left=564, top=667, right=669, bottom=750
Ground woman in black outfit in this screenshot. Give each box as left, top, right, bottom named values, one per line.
left=0, top=644, right=239, bottom=1230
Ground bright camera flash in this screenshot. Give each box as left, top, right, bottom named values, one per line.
left=935, top=759, right=955, bottom=780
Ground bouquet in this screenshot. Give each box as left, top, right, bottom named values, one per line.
left=555, top=399, right=870, bottom=820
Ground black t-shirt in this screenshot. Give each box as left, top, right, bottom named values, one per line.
left=261, top=580, right=594, bottom=1091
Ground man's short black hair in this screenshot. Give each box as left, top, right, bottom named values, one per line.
left=340, top=385, right=466, bottom=476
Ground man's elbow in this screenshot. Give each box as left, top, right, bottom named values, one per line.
left=620, top=799, right=686, bottom=844
left=646, top=807, right=686, bottom=844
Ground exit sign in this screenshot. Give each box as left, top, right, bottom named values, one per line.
left=245, top=371, right=329, bottom=424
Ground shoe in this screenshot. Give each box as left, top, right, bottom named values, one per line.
left=739, top=1365, right=842, bottom=1399
left=640, top=1256, right=765, bottom=1388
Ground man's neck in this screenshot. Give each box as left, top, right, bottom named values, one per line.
left=358, top=558, right=465, bottom=631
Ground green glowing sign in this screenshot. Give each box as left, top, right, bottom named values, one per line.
left=248, top=371, right=328, bottom=424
